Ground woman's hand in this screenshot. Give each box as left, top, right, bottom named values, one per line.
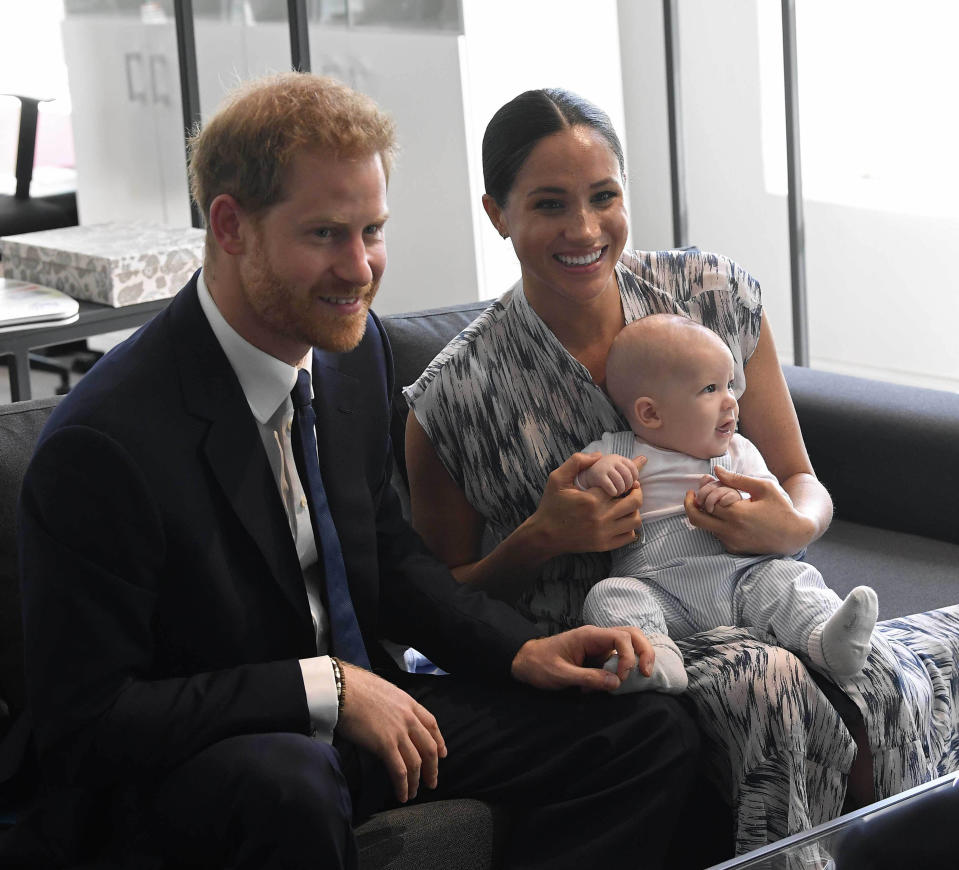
left=684, top=466, right=817, bottom=555
left=733, top=311, right=834, bottom=550
left=695, top=474, right=743, bottom=513
left=525, top=452, right=646, bottom=561
left=406, top=415, right=643, bottom=599
left=576, top=453, right=642, bottom=497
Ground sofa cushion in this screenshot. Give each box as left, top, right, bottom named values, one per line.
left=0, top=397, right=59, bottom=734
left=355, top=799, right=507, bottom=870
left=3, top=797, right=508, bottom=870
left=806, top=519, right=959, bottom=620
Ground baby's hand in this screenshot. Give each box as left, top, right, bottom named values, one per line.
left=577, top=454, right=641, bottom=497
left=695, top=475, right=743, bottom=514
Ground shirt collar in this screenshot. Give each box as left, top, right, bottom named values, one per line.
left=196, top=269, right=311, bottom=424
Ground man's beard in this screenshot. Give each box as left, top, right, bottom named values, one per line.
left=241, top=243, right=378, bottom=354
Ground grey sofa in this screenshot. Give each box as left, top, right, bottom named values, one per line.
left=1, top=298, right=957, bottom=868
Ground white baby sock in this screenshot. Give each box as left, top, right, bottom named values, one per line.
left=604, top=633, right=688, bottom=694
left=808, top=585, right=878, bottom=678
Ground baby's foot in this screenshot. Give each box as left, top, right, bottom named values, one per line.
left=604, top=633, right=688, bottom=694
left=813, top=586, right=878, bottom=678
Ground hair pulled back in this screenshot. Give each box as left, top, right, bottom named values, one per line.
left=482, top=88, right=625, bottom=206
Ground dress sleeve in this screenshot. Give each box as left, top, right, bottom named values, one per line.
left=619, top=249, right=764, bottom=389
left=704, top=252, right=764, bottom=368
left=400, top=295, right=516, bottom=496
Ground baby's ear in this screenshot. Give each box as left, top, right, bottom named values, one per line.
left=634, top=397, right=662, bottom=429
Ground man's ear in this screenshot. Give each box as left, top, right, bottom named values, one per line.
left=634, top=397, right=662, bottom=430
left=208, top=193, right=248, bottom=256
left=482, top=194, right=509, bottom=239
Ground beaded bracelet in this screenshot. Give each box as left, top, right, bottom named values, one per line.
left=331, top=656, right=345, bottom=714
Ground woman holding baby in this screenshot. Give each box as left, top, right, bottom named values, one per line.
left=403, top=88, right=959, bottom=858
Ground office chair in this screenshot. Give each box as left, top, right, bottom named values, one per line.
left=0, top=95, right=96, bottom=395
left=0, top=94, right=78, bottom=237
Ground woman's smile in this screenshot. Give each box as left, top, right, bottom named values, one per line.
left=554, top=246, right=607, bottom=268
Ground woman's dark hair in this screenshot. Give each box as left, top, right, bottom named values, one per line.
left=482, top=88, right=625, bottom=206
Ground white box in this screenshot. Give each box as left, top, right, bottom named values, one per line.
left=0, top=222, right=204, bottom=307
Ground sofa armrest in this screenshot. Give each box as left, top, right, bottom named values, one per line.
left=783, top=365, right=959, bottom=545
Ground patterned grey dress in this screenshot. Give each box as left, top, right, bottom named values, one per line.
left=404, top=249, right=959, bottom=854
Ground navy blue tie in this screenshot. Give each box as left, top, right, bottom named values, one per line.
left=290, top=368, right=370, bottom=669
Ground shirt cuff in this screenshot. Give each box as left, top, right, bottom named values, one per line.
left=299, top=655, right=338, bottom=743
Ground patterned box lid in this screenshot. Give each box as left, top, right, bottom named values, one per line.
left=0, top=221, right=204, bottom=271
left=0, top=221, right=205, bottom=306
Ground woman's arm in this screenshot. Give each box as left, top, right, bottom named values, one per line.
left=685, top=312, right=833, bottom=554
left=405, top=413, right=642, bottom=601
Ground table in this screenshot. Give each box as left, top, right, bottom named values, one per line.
left=0, top=297, right=171, bottom=401
left=707, top=770, right=959, bottom=869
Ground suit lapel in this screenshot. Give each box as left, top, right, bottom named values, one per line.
left=309, top=347, right=360, bottom=526
left=309, top=342, right=387, bottom=640
left=309, top=345, right=364, bottom=479
left=169, top=281, right=314, bottom=630
left=311, top=348, right=358, bottom=416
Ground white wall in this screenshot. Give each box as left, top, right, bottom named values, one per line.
left=459, top=0, right=626, bottom=301
left=617, top=0, right=673, bottom=251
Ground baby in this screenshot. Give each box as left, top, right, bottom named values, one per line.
left=578, top=313, right=878, bottom=693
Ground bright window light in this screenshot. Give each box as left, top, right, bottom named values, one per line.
left=758, top=0, right=959, bottom=219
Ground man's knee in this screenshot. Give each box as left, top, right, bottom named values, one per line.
left=231, top=734, right=352, bottom=827
left=600, top=690, right=701, bottom=770
left=151, top=733, right=355, bottom=868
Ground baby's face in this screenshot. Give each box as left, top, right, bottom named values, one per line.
left=652, top=340, right=738, bottom=459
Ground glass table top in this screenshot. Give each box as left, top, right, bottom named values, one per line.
left=706, top=770, right=959, bottom=870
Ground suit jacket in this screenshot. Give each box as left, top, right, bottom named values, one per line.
left=17, top=273, right=538, bottom=789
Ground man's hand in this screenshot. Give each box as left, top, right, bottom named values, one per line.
left=336, top=664, right=447, bottom=803
left=577, top=454, right=643, bottom=497
left=510, top=625, right=655, bottom=692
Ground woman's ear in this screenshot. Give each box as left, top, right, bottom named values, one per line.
left=634, top=397, right=662, bottom=430
left=208, top=193, right=248, bottom=256
left=482, top=194, right=509, bottom=239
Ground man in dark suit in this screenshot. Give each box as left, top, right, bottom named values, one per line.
left=16, top=73, right=700, bottom=869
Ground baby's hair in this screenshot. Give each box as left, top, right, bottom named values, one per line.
left=606, top=314, right=728, bottom=424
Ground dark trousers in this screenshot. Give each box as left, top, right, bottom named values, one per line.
left=139, top=673, right=701, bottom=870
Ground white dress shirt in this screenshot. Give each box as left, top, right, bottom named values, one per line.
left=196, top=270, right=338, bottom=739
